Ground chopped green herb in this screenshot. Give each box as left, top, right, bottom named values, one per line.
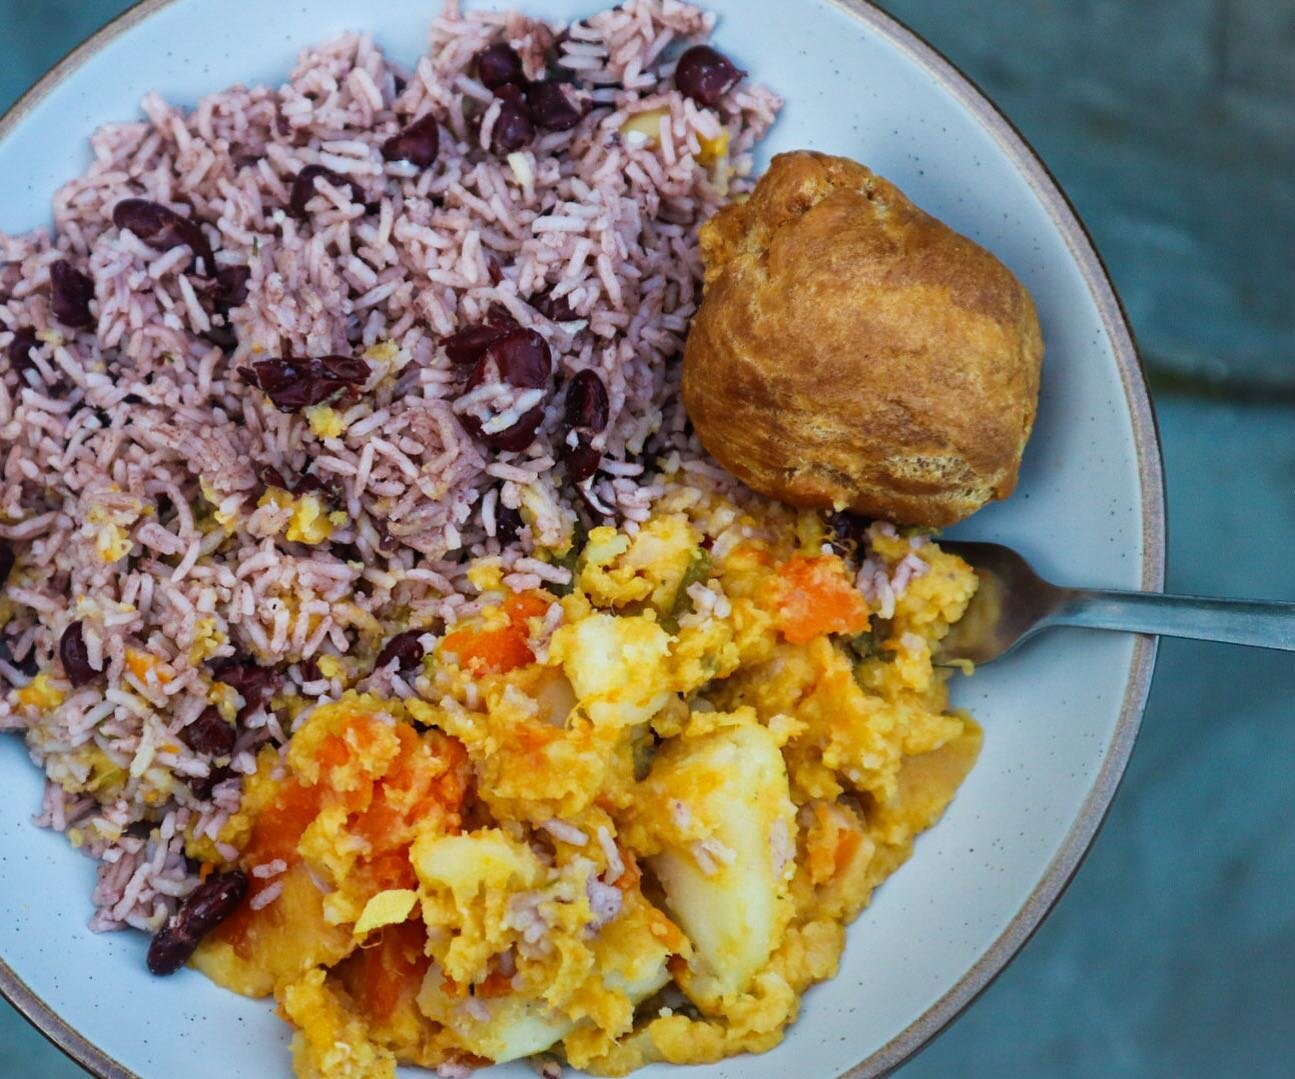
left=846, top=618, right=895, bottom=665
left=846, top=629, right=880, bottom=662
left=550, top=522, right=589, bottom=597
left=661, top=549, right=712, bottom=633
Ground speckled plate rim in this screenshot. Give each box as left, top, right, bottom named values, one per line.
left=0, top=2, right=1166, bottom=1077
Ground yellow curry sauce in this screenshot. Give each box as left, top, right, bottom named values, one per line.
left=191, top=483, right=980, bottom=1077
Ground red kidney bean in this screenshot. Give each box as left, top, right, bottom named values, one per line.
left=246, top=354, right=369, bottom=412
left=6, top=328, right=39, bottom=378
left=59, top=622, right=98, bottom=686
left=208, top=657, right=278, bottom=720
left=49, top=260, right=95, bottom=329
left=531, top=289, right=575, bottom=322
left=292, top=471, right=343, bottom=502
left=374, top=630, right=425, bottom=674
left=494, top=81, right=525, bottom=106
left=525, top=80, right=583, bottom=131
left=444, top=320, right=516, bottom=366
left=477, top=43, right=526, bottom=90
left=490, top=413, right=546, bottom=452
left=256, top=464, right=291, bottom=492
left=492, top=85, right=535, bottom=152
left=468, top=327, right=552, bottom=391
left=208, top=658, right=275, bottom=698
left=381, top=113, right=440, bottom=168
left=111, top=199, right=216, bottom=276
left=494, top=501, right=523, bottom=545
left=0, top=541, right=13, bottom=585
left=146, top=870, right=248, bottom=975
left=563, top=434, right=601, bottom=483
left=563, top=440, right=600, bottom=481
left=212, top=265, right=251, bottom=307
left=826, top=510, right=873, bottom=557
left=179, top=706, right=237, bottom=757
left=561, top=370, right=610, bottom=483
left=460, top=328, right=553, bottom=450
left=674, top=45, right=743, bottom=107
left=289, top=165, right=365, bottom=217
left=186, top=763, right=233, bottom=801
left=201, top=265, right=250, bottom=351
left=203, top=323, right=238, bottom=352
left=563, top=369, right=609, bottom=432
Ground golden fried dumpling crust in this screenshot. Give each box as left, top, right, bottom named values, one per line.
left=682, top=151, right=1043, bottom=527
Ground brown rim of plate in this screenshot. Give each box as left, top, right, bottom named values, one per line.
left=0, top=1, right=1166, bottom=1077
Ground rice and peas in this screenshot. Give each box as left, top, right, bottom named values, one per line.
left=0, top=2, right=981, bottom=1075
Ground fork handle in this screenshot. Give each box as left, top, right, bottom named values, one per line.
left=1053, top=589, right=1295, bottom=651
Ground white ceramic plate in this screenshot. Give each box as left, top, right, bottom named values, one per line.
left=0, top=2, right=1164, bottom=1076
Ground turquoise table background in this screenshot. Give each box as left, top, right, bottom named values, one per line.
left=2, top=2, right=1294, bottom=1076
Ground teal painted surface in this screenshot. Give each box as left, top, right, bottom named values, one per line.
left=1, top=3, right=1293, bottom=1078
left=904, top=395, right=1295, bottom=1079
left=883, top=0, right=1295, bottom=391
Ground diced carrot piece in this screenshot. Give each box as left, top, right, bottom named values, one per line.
left=316, top=733, right=351, bottom=770
left=613, top=848, right=642, bottom=893
left=833, top=827, right=862, bottom=876
left=442, top=592, right=551, bottom=676
left=442, top=624, right=534, bottom=675
left=216, top=779, right=322, bottom=957
left=476, top=969, right=514, bottom=999
left=125, top=648, right=171, bottom=685
left=511, top=721, right=562, bottom=757
left=775, top=555, right=870, bottom=645
left=346, top=920, right=430, bottom=1022
left=504, top=590, right=552, bottom=626
left=362, top=849, right=418, bottom=892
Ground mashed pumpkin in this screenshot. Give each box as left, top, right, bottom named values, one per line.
left=193, top=483, right=980, bottom=1077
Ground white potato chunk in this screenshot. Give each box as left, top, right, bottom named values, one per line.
left=597, top=897, right=673, bottom=1002
left=411, top=829, right=541, bottom=899
left=416, top=907, right=671, bottom=1064
left=550, top=612, right=672, bottom=727
left=417, top=972, right=575, bottom=1063
left=605, top=959, right=670, bottom=1002
left=644, top=722, right=796, bottom=1005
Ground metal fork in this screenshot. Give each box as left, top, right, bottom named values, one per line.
left=933, top=541, right=1295, bottom=666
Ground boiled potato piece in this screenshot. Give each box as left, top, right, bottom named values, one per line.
left=411, top=830, right=542, bottom=900
left=642, top=721, right=797, bottom=1005
left=586, top=894, right=673, bottom=1024
left=417, top=972, right=575, bottom=1064
left=489, top=1005, right=576, bottom=1063
left=416, top=948, right=668, bottom=1063
left=415, top=888, right=673, bottom=1063
left=549, top=612, right=672, bottom=727
left=577, top=516, right=701, bottom=612
left=411, top=829, right=543, bottom=987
